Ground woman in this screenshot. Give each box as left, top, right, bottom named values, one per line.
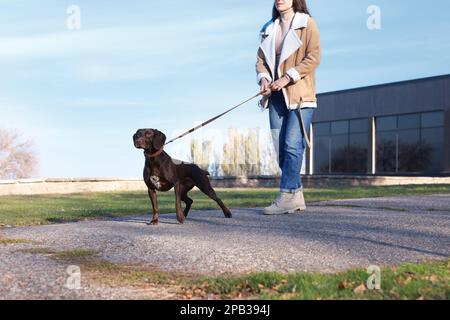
left=256, top=0, right=321, bottom=215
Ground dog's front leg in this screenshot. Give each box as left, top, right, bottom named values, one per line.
left=147, top=189, right=159, bottom=225
left=174, top=182, right=185, bottom=224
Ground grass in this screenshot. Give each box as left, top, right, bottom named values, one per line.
left=0, top=236, right=32, bottom=245
left=52, top=248, right=99, bottom=260
left=89, top=259, right=450, bottom=300
left=17, top=247, right=55, bottom=254
left=18, top=247, right=121, bottom=272
left=19, top=247, right=179, bottom=287
left=1, top=184, right=450, bottom=226
left=3, top=185, right=448, bottom=299
left=21, top=247, right=449, bottom=300
left=18, top=247, right=99, bottom=259
left=199, top=260, right=450, bottom=300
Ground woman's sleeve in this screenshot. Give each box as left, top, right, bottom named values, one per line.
left=286, top=17, right=321, bottom=83
left=256, top=44, right=272, bottom=85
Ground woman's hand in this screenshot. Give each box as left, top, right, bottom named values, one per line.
left=260, top=78, right=272, bottom=96
left=270, top=75, right=291, bottom=91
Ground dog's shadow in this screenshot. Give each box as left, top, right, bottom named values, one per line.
left=108, top=208, right=245, bottom=226
left=109, top=215, right=180, bottom=225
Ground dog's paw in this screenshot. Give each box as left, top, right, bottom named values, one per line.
left=224, top=210, right=232, bottom=218
left=176, top=217, right=185, bottom=224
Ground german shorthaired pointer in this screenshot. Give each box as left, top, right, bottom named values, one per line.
left=133, top=128, right=232, bottom=225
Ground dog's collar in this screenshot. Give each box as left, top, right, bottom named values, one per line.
left=144, top=147, right=164, bottom=158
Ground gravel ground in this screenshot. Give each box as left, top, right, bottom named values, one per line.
left=1, top=194, right=449, bottom=299
left=0, top=245, right=177, bottom=300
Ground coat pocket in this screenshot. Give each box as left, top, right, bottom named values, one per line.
left=298, top=78, right=308, bottom=102
left=299, top=77, right=314, bottom=101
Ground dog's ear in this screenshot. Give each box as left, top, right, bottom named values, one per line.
left=152, top=130, right=166, bottom=150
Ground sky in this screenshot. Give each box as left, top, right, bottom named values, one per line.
left=1, top=0, right=449, bottom=178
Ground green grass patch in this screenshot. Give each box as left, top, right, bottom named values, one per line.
left=0, top=236, right=32, bottom=245
left=18, top=247, right=99, bottom=261
left=88, top=258, right=450, bottom=300
left=193, top=259, right=450, bottom=300
left=22, top=247, right=177, bottom=286
left=22, top=247, right=449, bottom=300
left=52, top=248, right=99, bottom=260
left=51, top=248, right=121, bottom=272
left=1, top=184, right=450, bottom=226
left=17, top=247, right=55, bottom=254
left=19, top=247, right=121, bottom=273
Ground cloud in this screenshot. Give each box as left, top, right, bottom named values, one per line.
left=0, top=13, right=256, bottom=59
left=0, top=12, right=258, bottom=84
left=70, top=97, right=150, bottom=108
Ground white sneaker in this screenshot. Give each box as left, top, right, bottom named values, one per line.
left=293, top=190, right=307, bottom=212
left=263, top=190, right=306, bottom=215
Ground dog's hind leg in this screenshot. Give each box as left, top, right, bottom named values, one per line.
left=180, top=182, right=195, bottom=218
left=181, top=193, right=193, bottom=218
left=196, top=179, right=232, bottom=218
left=174, top=182, right=186, bottom=224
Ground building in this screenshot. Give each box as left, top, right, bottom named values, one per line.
left=305, top=74, right=450, bottom=176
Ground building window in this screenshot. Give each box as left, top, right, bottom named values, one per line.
left=349, top=118, right=369, bottom=173
left=421, top=111, right=445, bottom=173
left=313, top=118, right=368, bottom=174
left=376, top=111, right=444, bottom=174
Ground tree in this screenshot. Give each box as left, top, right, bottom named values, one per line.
left=0, top=129, right=38, bottom=180
left=188, top=138, right=212, bottom=171
left=259, top=128, right=280, bottom=177
left=187, top=127, right=280, bottom=177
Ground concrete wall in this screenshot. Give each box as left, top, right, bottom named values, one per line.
left=0, top=178, right=147, bottom=196
left=1, top=176, right=450, bottom=196
left=0, top=177, right=281, bottom=196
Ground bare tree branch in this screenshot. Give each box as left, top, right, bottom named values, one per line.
left=0, top=128, right=38, bottom=180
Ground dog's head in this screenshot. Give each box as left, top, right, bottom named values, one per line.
left=133, top=129, right=166, bottom=151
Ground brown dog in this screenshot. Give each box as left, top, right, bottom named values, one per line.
left=133, top=128, right=232, bottom=225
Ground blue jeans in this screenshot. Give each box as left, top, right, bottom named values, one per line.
left=268, top=90, right=315, bottom=193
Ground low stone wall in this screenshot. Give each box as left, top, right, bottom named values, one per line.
left=1, top=175, right=450, bottom=196
left=0, top=178, right=147, bottom=196
left=212, top=175, right=450, bottom=188
left=302, top=175, right=450, bottom=188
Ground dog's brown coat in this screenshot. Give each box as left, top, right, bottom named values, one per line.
left=133, top=129, right=232, bottom=224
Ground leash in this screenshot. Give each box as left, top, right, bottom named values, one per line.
left=161, top=89, right=311, bottom=151
left=296, top=109, right=311, bottom=149
left=164, top=91, right=264, bottom=146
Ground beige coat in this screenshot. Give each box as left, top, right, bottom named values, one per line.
left=256, top=12, right=321, bottom=110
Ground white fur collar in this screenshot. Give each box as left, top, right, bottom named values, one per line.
left=259, top=12, right=309, bottom=80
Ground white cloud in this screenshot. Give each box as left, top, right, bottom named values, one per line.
left=0, top=13, right=258, bottom=83
left=0, top=13, right=256, bottom=59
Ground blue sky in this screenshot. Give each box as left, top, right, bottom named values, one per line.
left=1, top=0, right=449, bottom=178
